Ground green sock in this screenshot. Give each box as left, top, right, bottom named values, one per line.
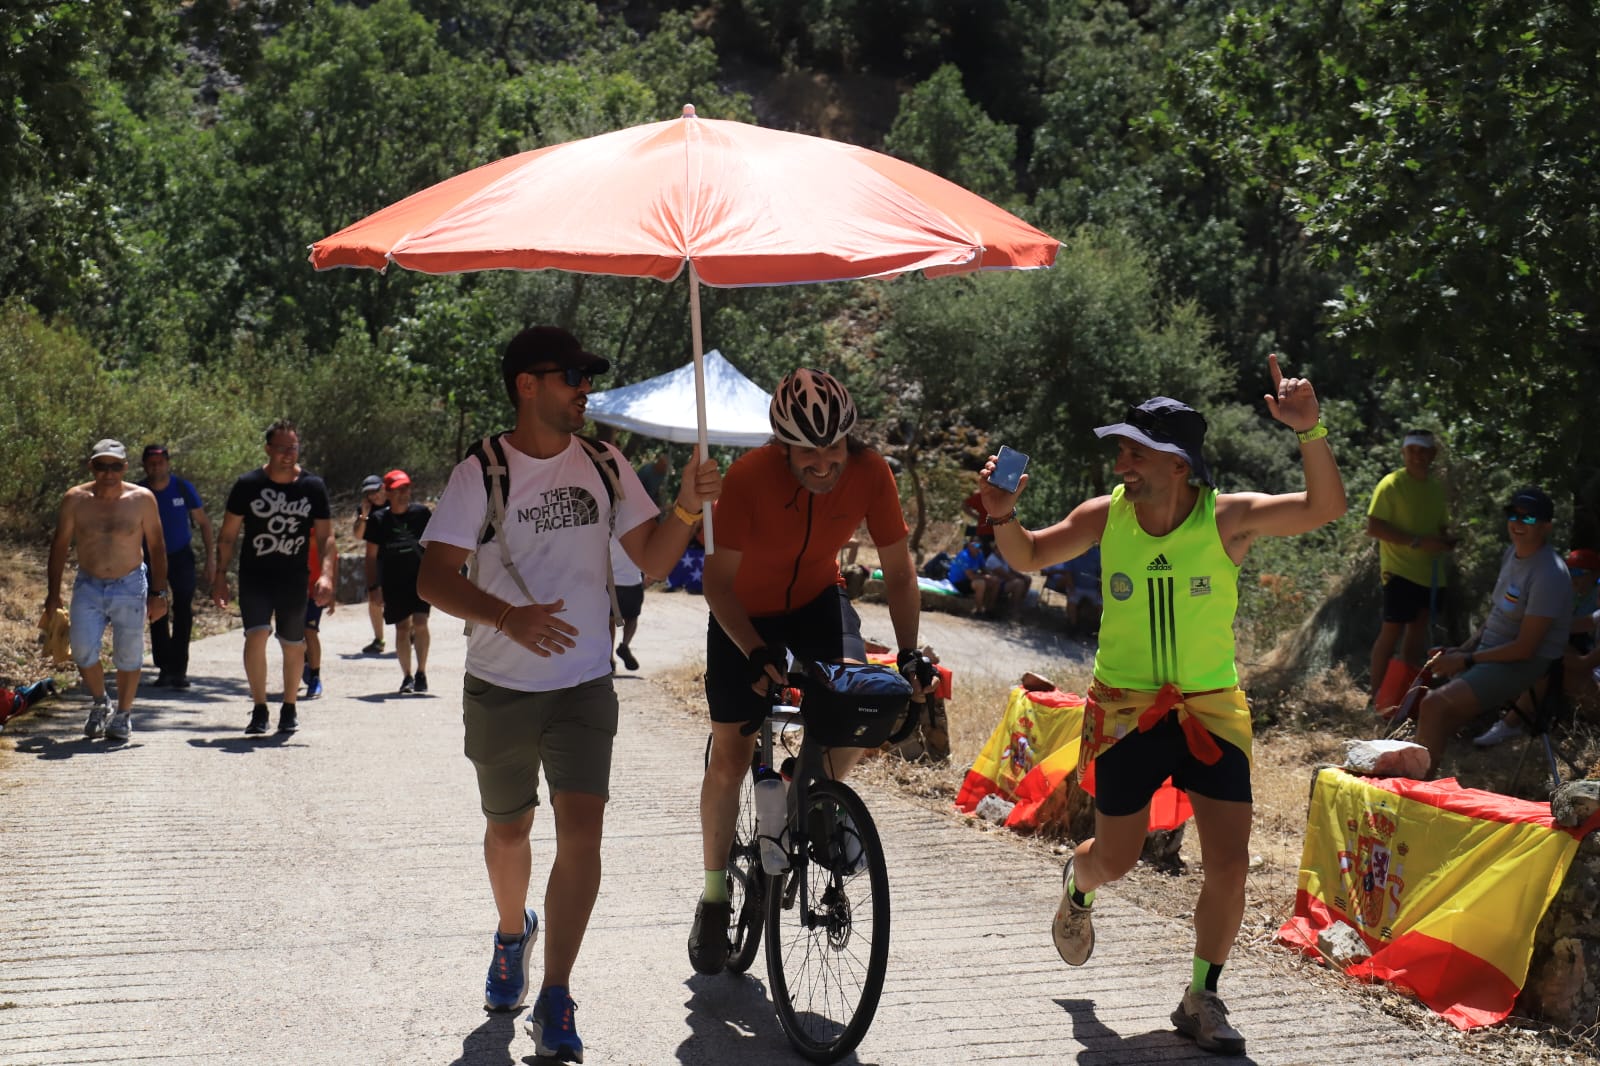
left=1068, top=876, right=1095, bottom=909
left=702, top=870, right=729, bottom=903
left=1192, top=956, right=1223, bottom=993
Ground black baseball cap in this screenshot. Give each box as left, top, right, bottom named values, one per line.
left=1505, top=486, right=1554, bottom=522
left=1093, top=397, right=1214, bottom=488
left=504, top=326, right=610, bottom=377
left=142, top=444, right=169, bottom=460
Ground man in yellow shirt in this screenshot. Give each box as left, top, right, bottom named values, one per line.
left=1365, top=430, right=1457, bottom=711
left=974, top=356, right=1346, bottom=1056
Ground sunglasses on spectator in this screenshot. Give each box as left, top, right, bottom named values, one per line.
left=91, top=460, right=126, bottom=472
left=527, top=366, right=599, bottom=388
left=1504, top=509, right=1540, bottom=525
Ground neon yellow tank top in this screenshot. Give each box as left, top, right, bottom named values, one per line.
left=1094, top=485, right=1240, bottom=691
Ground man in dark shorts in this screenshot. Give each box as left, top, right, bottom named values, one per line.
left=976, top=356, right=1346, bottom=1055
left=688, top=368, right=928, bottom=976
left=1365, top=430, right=1456, bottom=712
left=365, top=469, right=432, bottom=694
left=212, top=419, right=335, bottom=736
left=138, top=443, right=214, bottom=689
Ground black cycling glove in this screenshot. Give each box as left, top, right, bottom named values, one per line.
left=747, top=644, right=788, bottom=688
left=897, top=647, right=936, bottom=688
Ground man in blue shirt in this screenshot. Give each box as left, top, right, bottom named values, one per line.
left=139, top=444, right=215, bottom=689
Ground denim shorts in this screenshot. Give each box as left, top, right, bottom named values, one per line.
left=70, top=566, right=148, bottom=671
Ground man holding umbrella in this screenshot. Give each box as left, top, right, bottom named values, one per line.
left=418, top=325, right=720, bottom=1062
left=975, top=356, right=1345, bottom=1055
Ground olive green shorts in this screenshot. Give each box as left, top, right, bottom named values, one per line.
left=462, top=672, right=618, bottom=822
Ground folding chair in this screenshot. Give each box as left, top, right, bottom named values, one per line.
left=1509, top=659, right=1578, bottom=790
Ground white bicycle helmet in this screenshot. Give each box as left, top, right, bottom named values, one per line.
left=769, top=368, right=858, bottom=447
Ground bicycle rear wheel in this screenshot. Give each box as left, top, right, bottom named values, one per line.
left=707, top=735, right=765, bottom=973
left=764, top=779, right=889, bottom=1063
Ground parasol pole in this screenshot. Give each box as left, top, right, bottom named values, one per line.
left=689, top=261, right=715, bottom=552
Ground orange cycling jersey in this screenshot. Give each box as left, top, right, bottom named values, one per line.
left=715, top=444, right=908, bottom=617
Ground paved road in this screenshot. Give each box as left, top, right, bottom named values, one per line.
left=0, top=594, right=1469, bottom=1065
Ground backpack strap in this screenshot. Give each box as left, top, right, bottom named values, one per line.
left=575, top=434, right=626, bottom=630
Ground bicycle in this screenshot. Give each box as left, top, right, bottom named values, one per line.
left=708, top=656, right=928, bottom=1063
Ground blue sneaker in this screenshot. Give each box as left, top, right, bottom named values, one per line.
left=525, top=985, right=583, bottom=1063
left=484, top=908, right=538, bottom=1012
left=305, top=676, right=323, bottom=699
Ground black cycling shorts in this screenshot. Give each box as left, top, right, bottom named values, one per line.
left=1380, top=573, right=1444, bottom=625
left=705, top=585, right=865, bottom=725
left=1092, top=711, right=1252, bottom=815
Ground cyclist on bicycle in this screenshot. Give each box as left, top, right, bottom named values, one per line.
left=688, top=367, right=928, bottom=975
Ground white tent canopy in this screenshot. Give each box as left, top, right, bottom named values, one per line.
left=586, top=349, right=773, bottom=448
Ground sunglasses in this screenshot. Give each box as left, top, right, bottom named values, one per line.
left=91, top=460, right=127, bottom=472
left=526, top=366, right=599, bottom=388
left=1504, top=510, right=1540, bottom=525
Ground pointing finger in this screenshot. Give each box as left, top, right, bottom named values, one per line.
left=1268, top=352, right=1283, bottom=389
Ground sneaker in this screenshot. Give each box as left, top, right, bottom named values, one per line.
left=399, top=675, right=415, bottom=695
left=1172, top=986, right=1247, bottom=1055
left=83, top=699, right=110, bottom=739
left=616, top=644, right=639, bottom=671
left=277, top=705, right=298, bottom=734
left=305, top=676, right=323, bottom=700
left=687, top=897, right=732, bottom=975
left=525, top=985, right=583, bottom=1063
left=361, top=638, right=385, bottom=655
left=169, top=676, right=191, bottom=690
left=1473, top=718, right=1525, bottom=748
left=485, top=908, right=538, bottom=1012
left=105, top=709, right=132, bottom=742
left=244, top=704, right=270, bottom=735
left=413, top=671, right=428, bottom=694
left=150, top=673, right=170, bottom=688
left=1051, top=856, right=1096, bottom=966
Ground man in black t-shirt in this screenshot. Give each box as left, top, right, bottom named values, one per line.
left=212, top=419, right=335, bottom=735
left=364, top=468, right=432, bottom=695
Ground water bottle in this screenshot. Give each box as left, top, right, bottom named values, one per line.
left=753, top=767, right=790, bottom=875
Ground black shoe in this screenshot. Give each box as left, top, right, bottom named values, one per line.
left=687, top=898, right=732, bottom=975
left=277, top=704, right=298, bottom=734
left=413, top=671, right=428, bottom=694
left=150, top=673, right=170, bottom=688
left=399, top=675, right=415, bottom=695
left=362, top=638, right=385, bottom=655
left=245, top=705, right=270, bottom=735
left=169, top=676, right=191, bottom=690
left=616, top=645, right=639, bottom=671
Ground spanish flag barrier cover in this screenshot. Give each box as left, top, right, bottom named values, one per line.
left=953, top=687, right=1191, bottom=831
left=1278, top=768, right=1600, bottom=1029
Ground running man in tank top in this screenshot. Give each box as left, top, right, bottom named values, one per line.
left=973, top=355, right=1346, bottom=1056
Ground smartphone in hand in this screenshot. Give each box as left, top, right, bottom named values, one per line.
left=988, top=445, right=1030, bottom=494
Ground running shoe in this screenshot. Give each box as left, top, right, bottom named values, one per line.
left=1473, top=718, right=1525, bottom=748
left=616, top=644, right=639, bottom=671
left=277, top=704, right=298, bottom=734
left=485, top=908, right=538, bottom=1012
left=105, top=709, right=132, bottom=742
left=83, top=699, right=110, bottom=739
left=399, top=675, right=415, bottom=695
left=244, top=704, right=270, bottom=735
left=687, top=898, right=731, bottom=975
left=1051, top=856, right=1096, bottom=966
left=413, top=671, right=428, bottom=694
left=361, top=638, right=385, bottom=655
left=525, top=984, right=583, bottom=1062
left=1172, top=986, right=1247, bottom=1055
left=305, top=676, right=323, bottom=700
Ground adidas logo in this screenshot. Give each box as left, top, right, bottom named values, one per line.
left=1147, top=554, right=1173, bottom=572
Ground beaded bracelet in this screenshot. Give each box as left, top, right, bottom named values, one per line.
left=987, top=509, right=1018, bottom=527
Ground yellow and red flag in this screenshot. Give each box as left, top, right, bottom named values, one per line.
left=955, top=687, right=1084, bottom=820
left=1279, top=768, right=1600, bottom=1029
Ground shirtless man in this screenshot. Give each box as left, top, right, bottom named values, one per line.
left=43, top=439, right=170, bottom=742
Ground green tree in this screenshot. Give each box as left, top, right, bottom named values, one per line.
left=883, top=64, right=1017, bottom=204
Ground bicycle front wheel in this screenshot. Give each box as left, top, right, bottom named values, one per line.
left=706, top=734, right=765, bottom=974
left=764, top=779, right=889, bottom=1063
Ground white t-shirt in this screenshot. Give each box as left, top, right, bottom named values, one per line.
left=610, top=535, right=644, bottom=587
left=422, top=436, right=657, bottom=691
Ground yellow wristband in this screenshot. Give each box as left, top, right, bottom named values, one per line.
left=672, top=502, right=703, bottom=526
left=1296, top=423, right=1328, bottom=444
